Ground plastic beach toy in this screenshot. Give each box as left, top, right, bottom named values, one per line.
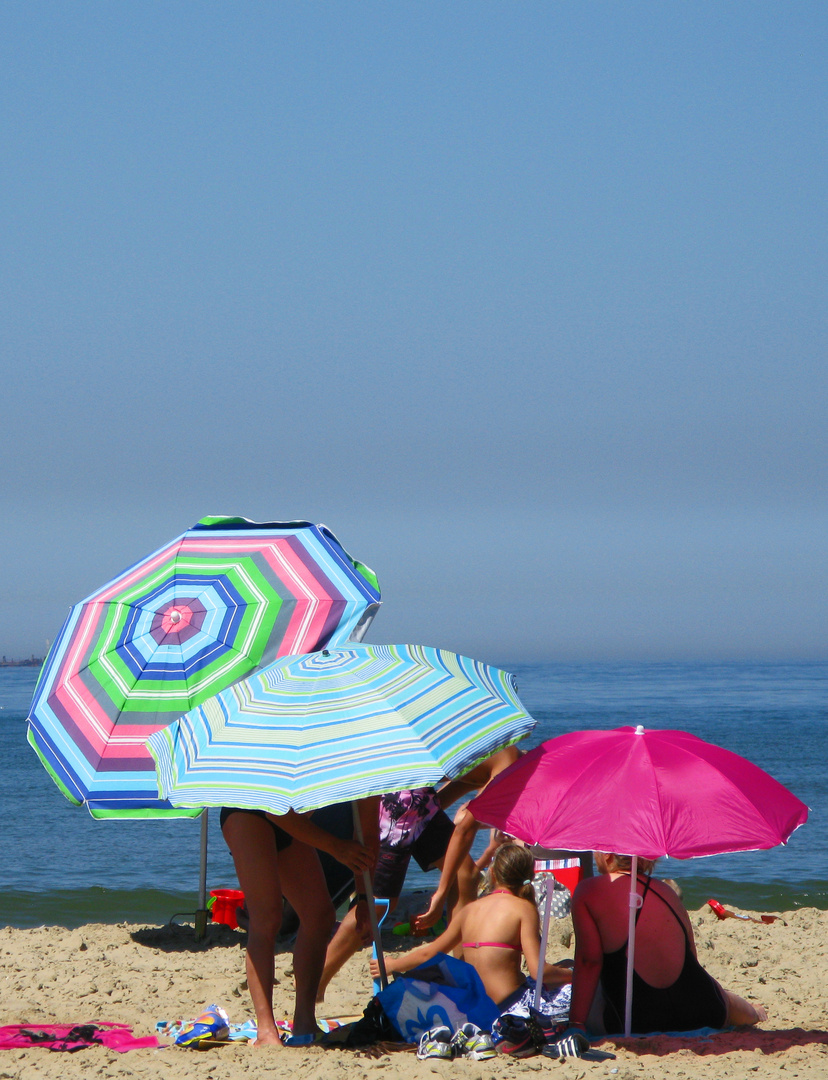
left=209, top=889, right=245, bottom=928
left=392, top=917, right=446, bottom=937
left=707, top=898, right=780, bottom=924
left=174, top=1005, right=231, bottom=1047
left=372, top=898, right=391, bottom=995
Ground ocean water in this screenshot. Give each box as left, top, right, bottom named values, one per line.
left=2, top=661, right=825, bottom=929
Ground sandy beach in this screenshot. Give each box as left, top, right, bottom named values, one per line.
left=1, top=896, right=826, bottom=1079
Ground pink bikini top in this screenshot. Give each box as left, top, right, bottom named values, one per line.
left=462, top=888, right=523, bottom=950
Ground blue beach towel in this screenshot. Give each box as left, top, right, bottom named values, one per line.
left=377, top=952, right=500, bottom=1043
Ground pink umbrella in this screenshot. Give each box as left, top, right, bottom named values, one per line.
left=469, top=725, right=808, bottom=1035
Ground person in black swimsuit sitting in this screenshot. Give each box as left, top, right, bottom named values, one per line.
left=568, top=852, right=767, bottom=1036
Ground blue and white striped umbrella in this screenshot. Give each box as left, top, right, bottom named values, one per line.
left=146, top=644, right=535, bottom=814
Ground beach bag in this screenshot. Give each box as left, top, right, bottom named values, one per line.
left=533, top=872, right=572, bottom=919
left=376, top=952, right=500, bottom=1042
left=340, top=996, right=404, bottom=1047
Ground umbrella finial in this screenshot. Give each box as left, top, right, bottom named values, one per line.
left=635, top=725, right=645, bottom=735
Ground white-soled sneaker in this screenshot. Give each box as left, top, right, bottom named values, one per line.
left=417, top=1025, right=454, bottom=1060
left=450, top=1022, right=497, bottom=1060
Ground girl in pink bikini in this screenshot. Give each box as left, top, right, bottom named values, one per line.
left=372, top=844, right=572, bottom=1009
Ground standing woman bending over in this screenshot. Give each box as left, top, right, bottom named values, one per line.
left=221, top=802, right=376, bottom=1047
left=568, top=852, right=767, bottom=1036
left=371, top=844, right=572, bottom=1009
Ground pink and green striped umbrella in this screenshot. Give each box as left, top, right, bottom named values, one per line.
left=27, top=517, right=381, bottom=818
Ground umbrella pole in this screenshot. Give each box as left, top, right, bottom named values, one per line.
left=533, top=874, right=554, bottom=1010
left=195, top=809, right=209, bottom=940
left=351, top=802, right=388, bottom=991
left=624, top=854, right=639, bottom=1037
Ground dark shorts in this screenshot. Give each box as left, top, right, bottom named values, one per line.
left=219, top=807, right=293, bottom=852
left=372, top=808, right=454, bottom=899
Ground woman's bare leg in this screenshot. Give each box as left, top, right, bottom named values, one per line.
left=222, top=813, right=284, bottom=1047
left=278, top=840, right=336, bottom=1035
left=723, top=988, right=768, bottom=1026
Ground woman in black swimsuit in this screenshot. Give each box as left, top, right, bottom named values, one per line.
left=568, top=853, right=767, bottom=1036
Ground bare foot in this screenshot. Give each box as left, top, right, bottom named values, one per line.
left=252, top=1026, right=284, bottom=1048
left=725, top=990, right=768, bottom=1027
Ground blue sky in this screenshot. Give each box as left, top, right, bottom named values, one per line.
left=1, top=1, right=826, bottom=663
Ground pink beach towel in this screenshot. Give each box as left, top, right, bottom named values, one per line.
left=0, top=1023, right=159, bottom=1053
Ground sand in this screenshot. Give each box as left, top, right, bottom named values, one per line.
left=1, top=898, right=826, bottom=1079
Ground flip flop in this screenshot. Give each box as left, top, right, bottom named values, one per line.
left=283, top=1031, right=324, bottom=1047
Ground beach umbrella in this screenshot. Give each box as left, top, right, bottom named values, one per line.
left=147, top=644, right=535, bottom=814
left=27, top=517, right=381, bottom=818
left=25, top=516, right=380, bottom=934
left=468, top=724, right=808, bottom=1035
left=146, top=643, right=536, bottom=982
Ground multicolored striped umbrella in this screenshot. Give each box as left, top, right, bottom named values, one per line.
left=27, top=518, right=381, bottom=818
left=147, top=644, right=536, bottom=814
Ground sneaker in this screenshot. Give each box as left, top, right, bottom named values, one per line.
left=417, top=1026, right=454, bottom=1060
left=492, top=1015, right=538, bottom=1058
left=450, top=1023, right=496, bottom=1060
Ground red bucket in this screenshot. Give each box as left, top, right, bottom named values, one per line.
left=210, top=889, right=245, bottom=928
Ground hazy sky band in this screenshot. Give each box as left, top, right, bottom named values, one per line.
left=1, top=2, right=825, bottom=662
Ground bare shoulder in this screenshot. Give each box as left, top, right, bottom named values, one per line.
left=514, top=895, right=541, bottom=930
left=572, top=875, right=616, bottom=924
left=573, top=874, right=604, bottom=902
left=516, top=895, right=540, bottom=914
left=650, top=877, right=692, bottom=923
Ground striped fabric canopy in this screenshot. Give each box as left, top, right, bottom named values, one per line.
left=147, top=644, right=536, bottom=814
left=27, top=518, right=381, bottom=818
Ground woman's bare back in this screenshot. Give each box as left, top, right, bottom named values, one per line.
left=457, top=892, right=537, bottom=1004
left=581, top=873, right=693, bottom=988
